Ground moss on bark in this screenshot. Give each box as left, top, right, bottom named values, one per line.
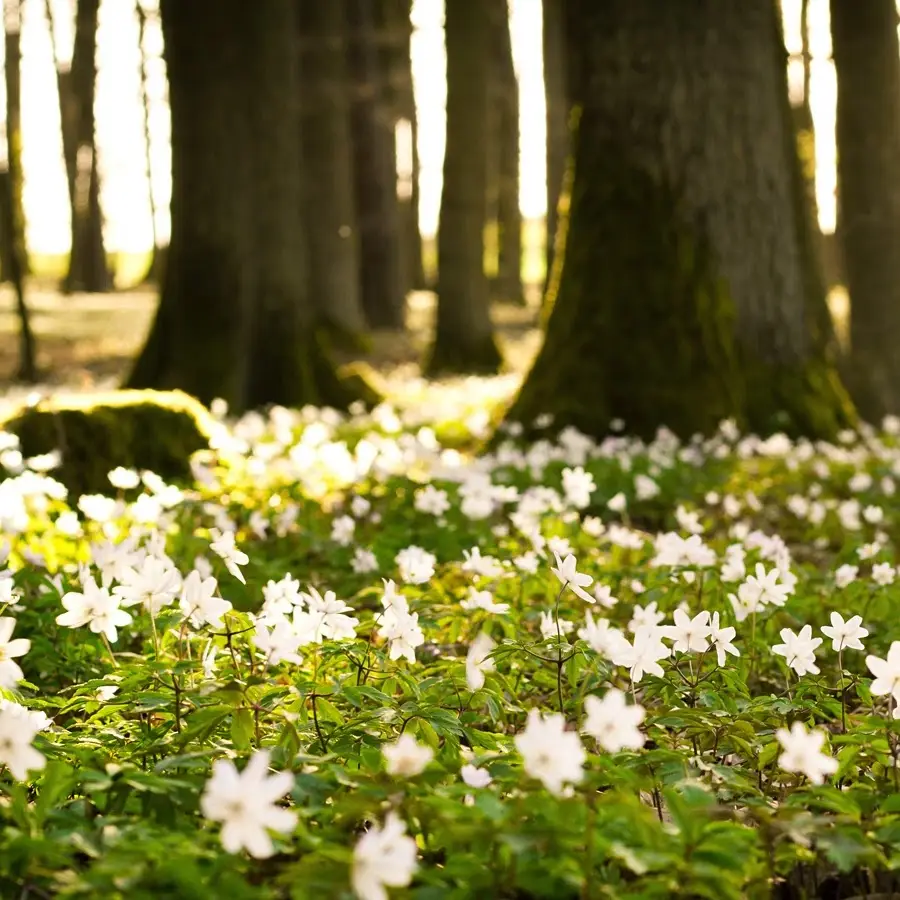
left=1, top=390, right=212, bottom=497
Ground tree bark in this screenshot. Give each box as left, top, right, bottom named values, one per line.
left=543, top=0, right=568, bottom=296
left=60, top=0, right=112, bottom=293
left=378, top=0, right=424, bottom=292
left=3, top=0, right=34, bottom=381
left=345, top=0, right=405, bottom=329
left=297, top=0, right=367, bottom=343
left=425, top=0, right=502, bottom=375
left=127, top=0, right=354, bottom=411
left=508, top=0, right=852, bottom=440
left=831, top=0, right=900, bottom=422
left=491, top=0, right=524, bottom=305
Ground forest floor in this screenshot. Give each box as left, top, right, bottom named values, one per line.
left=0, top=281, right=544, bottom=415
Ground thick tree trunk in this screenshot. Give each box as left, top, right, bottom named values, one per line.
left=61, top=0, right=112, bottom=294
left=831, top=0, right=900, bottom=422
left=492, top=0, right=524, bottom=305
left=425, top=0, right=502, bottom=376
left=345, top=0, right=405, bottom=329
left=3, top=0, right=34, bottom=381
left=127, top=0, right=352, bottom=412
left=543, top=0, right=567, bottom=296
left=297, top=0, right=367, bottom=343
left=508, top=0, right=852, bottom=440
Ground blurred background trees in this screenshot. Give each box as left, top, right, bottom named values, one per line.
left=0, top=0, right=898, bottom=439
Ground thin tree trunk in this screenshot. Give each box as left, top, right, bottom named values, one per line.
left=543, top=0, right=568, bottom=297
left=135, top=0, right=163, bottom=285
left=492, top=0, right=524, bottom=305
left=60, top=0, right=111, bottom=293
left=509, top=0, right=852, bottom=439
left=831, top=0, right=900, bottom=421
left=3, top=0, right=34, bottom=381
left=425, top=0, right=502, bottom=375
left=345, top=0, right=405, bottom=329
left=297, top=0, right=367, bottom=343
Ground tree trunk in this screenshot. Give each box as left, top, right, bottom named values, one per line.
left=378, top=0, right=424, bottom=293
left=543, top=0, right=568, bottom=296
left=135, top=0, right=164, bottom=285
left=492, top=0, right=524, bottom=305
left=297, top=0, right=367, bottom=343
left=425, top=0, right=502, bottom=375
left=61, top=0, right=112, bottom=293
left=508, top=0, right=852, bottom=440
left=127, top=0, right=352, bottom=412
left=345, top=0, right=405, bottom=329
left=831, top=0, right=900, bottom=422
left=3, top=0, right=34, bottom=381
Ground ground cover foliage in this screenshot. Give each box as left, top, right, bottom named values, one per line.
left=3, top=389, right=900, bottom=897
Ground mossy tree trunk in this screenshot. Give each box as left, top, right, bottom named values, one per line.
left=297, top=0, right=367, bottom=343
left=61, top=0, right=112, bottom=294
left=425, top=0, right=502, bottom=376
left=508, top=0, right=852, bottom=441
left=831, top=0, right=900, bottom=422
left=491, top=0, right=524, bottom=306
left=345, top=0, right=405, bottom=329
left=127, top=0, right=353, bottom=412
left=543, top=0, right=568, bottom=296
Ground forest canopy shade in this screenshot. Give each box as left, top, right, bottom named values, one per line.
left=508, top=0, right=854, bottom=441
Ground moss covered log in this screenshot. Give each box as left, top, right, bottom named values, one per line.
left=508, top=0, right=854, bottom=442
left=1, top=390, right=212, bottom=496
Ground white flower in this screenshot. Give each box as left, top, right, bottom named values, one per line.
left=775, top=722, right=838, bottom=785
left=382, top=734, right=433, bottom=777
left=628, top=601, right=664, bottom=633
left=331, top=515, right=356, bottom=546
left=209, top=530, right=250, bottom=584
left=867, top=642, right=900, bottom=700
left=0, top=617, right=29, bottom=689
left=592, top=583, right=617, bottom=609
left=834, top=564, right=859, bottom=588
left=0, top=701, right=45, bottom=780
left=460, top=588, right=509, bottom=615
left=113, top=555, right=182, bottom=615
left=352, top=812, right=418, bottom=900
left=607, top=492, right=627, bottom=513
left=709, top=612, right=739, bottom=667
left=662, top=609, right=711, bottom=654
left=561, top=466, right=595, bottom=509
left=461, top=763, right=492, bottom=788
left=610, top=626, right=670, bottom=683
left=465, top=633, right=496, bottom=691
left=577, top=612, right=629, bottom=659
left=513, top=551, right=540, bottom=574
left=539, top=610, right=574, bottom=640
left=57, top=575, right=133, bottom=643
left=200, top=750, right=296, bottom=858
left=108, top=466, right=140, bottom=490
left=352, top=547, right=379, bottom=574
left=414, top=484, right=450, bottom=516
left=872, top=562, right=896, bottom=586
left=515, top=709, right=585, bottom=795
left=550, top=553, right=594, bottom=604
left=738, top=563, right=792, bottom=609
left=772, top=625, right=822, bottom=676
left=180, top=570, right=232, bottom=629
left=253, top=621, right=304, bottom=666
left=821, top=612, right=868, bottom=653
left=380, top=610, right=424, bottom=664
left=582, top=689, right=644, bottom=753
left=295, top=587, right=359, bottom=643
left=395, top=546, right=436, bottom=585
left=461, top=547, right=504, bottom=579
